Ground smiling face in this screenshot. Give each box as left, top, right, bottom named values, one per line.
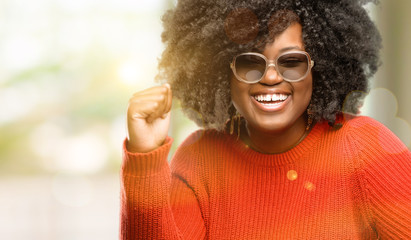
left=230, top=23, right=313, bottom=135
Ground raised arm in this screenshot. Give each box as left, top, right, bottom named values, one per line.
left=120, top=84, right=206, bottom=239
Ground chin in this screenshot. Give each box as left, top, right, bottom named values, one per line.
left=247, top=117, right=294, bottom=134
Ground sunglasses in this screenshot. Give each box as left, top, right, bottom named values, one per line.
left=230, top=51, right=314, bottom=83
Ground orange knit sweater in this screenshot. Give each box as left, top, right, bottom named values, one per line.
left=120, top=116, right=411, bottom=239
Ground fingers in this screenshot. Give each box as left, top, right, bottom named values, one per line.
left=127, top=84, right=172, bottom=123
left=162, top=84, right=172, bottom=118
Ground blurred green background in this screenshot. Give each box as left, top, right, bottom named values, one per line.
left=0, top=0, right=409, bottom=239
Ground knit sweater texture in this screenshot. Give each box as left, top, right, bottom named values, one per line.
left=120, top=116, right=411, bottom=239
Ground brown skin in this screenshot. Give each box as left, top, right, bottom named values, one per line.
left=127, top=23, right=312, bottom=154
left=230, top=23, right=313, bottom=153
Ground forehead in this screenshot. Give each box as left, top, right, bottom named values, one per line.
left=262, top=23, right=304, bottom=57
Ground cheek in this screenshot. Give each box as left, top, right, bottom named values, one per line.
left=297, top=79, right=313, bottom=106
left=303, top=83, right=313, bottom=100
left=291, top=77, right=313, bottom=110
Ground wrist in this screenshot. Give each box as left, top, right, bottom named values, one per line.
left=126, top=139, right=163, bottom=153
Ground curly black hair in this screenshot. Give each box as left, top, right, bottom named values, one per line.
left=156, top=0, right=382, bottom=131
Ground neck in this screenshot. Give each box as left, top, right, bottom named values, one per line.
left=241, top=116, right=309, bottom=154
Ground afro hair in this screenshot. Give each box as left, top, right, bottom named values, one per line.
left=156, top=0, right=382, bottom=131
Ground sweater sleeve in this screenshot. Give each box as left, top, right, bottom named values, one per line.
left=349, top=117, right=411, bottom=239
left=120, top=137, right=206, bottom=239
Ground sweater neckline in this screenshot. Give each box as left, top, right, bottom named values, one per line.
left=230, top=121, right=325, bottom=167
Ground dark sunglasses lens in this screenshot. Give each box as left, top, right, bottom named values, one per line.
left=235, top=54, right=266, bottom=82
left=277, top=53, right=309, bottom=81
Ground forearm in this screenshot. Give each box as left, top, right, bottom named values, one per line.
left=120, top=138, right=181, bottom=239
left=120, top=172, right=182, bottom=239
left=120, top=138, right=206, bottom=239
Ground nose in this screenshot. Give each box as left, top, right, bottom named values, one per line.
left=259, top=63, right=283, bottom=85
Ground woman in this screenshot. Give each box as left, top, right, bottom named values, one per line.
left=121, top=0, right=411, bottom=239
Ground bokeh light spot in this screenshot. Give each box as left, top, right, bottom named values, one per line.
left=362, top=88, right=397, bottom=118
left=304, top=181, right=315, bottom=191
left=118, top=61, right=144, bottom=86
left=362, top=88, right=411, bottom=148
left=287, top=170, right=298, bottom=181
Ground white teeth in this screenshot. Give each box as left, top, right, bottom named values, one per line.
left=254, top=94, right=288, bottom=102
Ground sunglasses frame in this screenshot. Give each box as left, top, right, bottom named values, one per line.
left=230, top=50, right=315, bottom=83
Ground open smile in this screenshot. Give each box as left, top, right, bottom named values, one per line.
left=251, top=93, right=291, bottom=111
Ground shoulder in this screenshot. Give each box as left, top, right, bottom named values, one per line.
left=342, top=114, right=387, bottom=130
left=339, top=114, right=409, bottom=154
left=343, top=117, right=411, bottom=239
left=338, top=114, right=387, bottom=131
left=334, top=115, right=411, bottom=175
